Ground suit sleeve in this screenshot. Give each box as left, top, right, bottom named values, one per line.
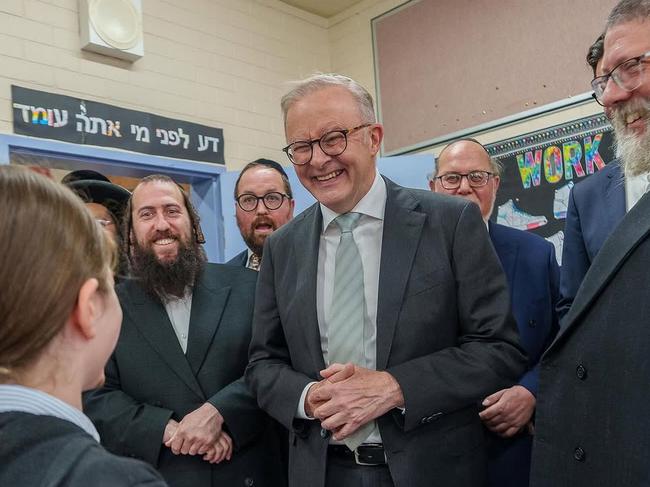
left=518, top=242, right=561, bottom=395
left=206, top=376, right=268, bottom=450
left=83, top=354, right=174, bottom=467
left=557, top=187, right=590, bottom=322
left=246, top=239, right=316, bottom=431
left=386, top=202, right=528, bottom=432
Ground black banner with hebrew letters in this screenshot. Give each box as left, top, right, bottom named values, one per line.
left=11, top=85, right=224, bottom=165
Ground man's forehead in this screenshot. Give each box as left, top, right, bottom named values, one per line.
left=132, top=181, right=185, bottom=209
left=438, top=142, right=491, bottom=170
left=602, top=19, right=650, bottom=70
left=285, top=87, right=361, bottom=137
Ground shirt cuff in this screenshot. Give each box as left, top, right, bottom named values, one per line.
left=295, top=381, right=318, bottom=419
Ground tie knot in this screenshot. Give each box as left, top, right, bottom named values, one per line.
left=248, top=253, right=261, bottom=271
left=334, top=212, right=362, bottom=233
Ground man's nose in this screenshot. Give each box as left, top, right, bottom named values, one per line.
left=601, top=78, right=634, bottom=107
left=153, top=213, right=171, bottom=230
left=256, top=200, right=269, bottom=215
left=456, top=176, right=473, bottom=194
left=309, top=143, right=331, bottom=169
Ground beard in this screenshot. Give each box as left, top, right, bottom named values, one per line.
left=611, top=97, right=650, bottom=178
left=130, top=231, right=206, bottom=303
left=241, top=215, right=277, bottom=257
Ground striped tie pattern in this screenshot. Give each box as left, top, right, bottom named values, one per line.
left=327, top=212, right=374, bottom=450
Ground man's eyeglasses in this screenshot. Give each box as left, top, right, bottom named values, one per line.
left=282, top=123, right=372, bottom=166
left=591, top=51, right=650, bottom=104
left=435, top=171, right=494, bottom=190
left=236, top=192, right=290, bottom=212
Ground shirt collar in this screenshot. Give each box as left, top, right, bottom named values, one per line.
left=0, top=384, right=100, bottom=442
left=320, top=171, right=387, bottom=233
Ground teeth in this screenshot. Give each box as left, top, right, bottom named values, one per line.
left=315, top=170, right=342, bottom=181
left=155, top=238, right=175, bottom=245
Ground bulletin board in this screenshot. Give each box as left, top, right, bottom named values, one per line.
left=485, top=113, right=615, bottom=264
left=372, top=0, right=618, bottom=155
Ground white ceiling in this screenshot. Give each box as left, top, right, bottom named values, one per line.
left=279, top=0, right=365, bottom=18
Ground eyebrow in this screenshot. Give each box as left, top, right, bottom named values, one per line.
left=136, top=203, right=182, bottom=213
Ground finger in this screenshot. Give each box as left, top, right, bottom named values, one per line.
left=202, top=447, right=216, bottom=463
left=321, top=363, right=355, bottom=382
left=309, top=383, right=334, bottom=404
left=188, top=442, right=201, bottom=456
left=320, top=363, right=347, bottom=378
left=478, top=403, right=503, bottom=421
left=223, top=435, right=233, bottom=461
left=482, top=388, right=506, bottom=407
left=180, top=438, right=196, bottom=456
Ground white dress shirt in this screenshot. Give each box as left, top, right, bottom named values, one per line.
left=625, top=171, right=650, bottom=212
left=0, top=384, right=100, bottom=441
left=164, top=291, right=193, bottom=354
left=296, top=172, right=387, bottom=444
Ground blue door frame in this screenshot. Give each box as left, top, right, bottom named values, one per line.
left=0, top=134, right=226, bottom=262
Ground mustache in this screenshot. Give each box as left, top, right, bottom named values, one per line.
left=250, top=216, right=276, bottom=231
left=150, top=230, right=178, bottom=241
left=610, top=97, right=650, bottom=127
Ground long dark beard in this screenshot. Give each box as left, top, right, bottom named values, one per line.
left=130, top=237, right=206, bottom=303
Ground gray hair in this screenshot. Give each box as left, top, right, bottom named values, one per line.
left=433, top=138, right=503, bottom=178
left=586, top=33, right=605, bottom=76
left=280, top=73, right=376, bottom=126
left=606, top=0, right=650, bottom=28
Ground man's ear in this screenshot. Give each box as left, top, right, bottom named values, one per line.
left=289, top=198, right=296, bottom=217
left=71, top=278, right=101, bottom=340
left=493, top=175, right=501, bottom=192
left=369, top=124, right=384, bottom=156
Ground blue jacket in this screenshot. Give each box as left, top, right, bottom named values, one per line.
left=557, top=162, right=625, bottom=321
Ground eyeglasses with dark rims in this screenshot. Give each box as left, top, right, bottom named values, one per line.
left=435, top=171, right=494, bottom=190
left=591, top=51, right=650, bottom=105
left=282, top=123, right=372, bottom=166
left=236, top=192, right=290, bottom=212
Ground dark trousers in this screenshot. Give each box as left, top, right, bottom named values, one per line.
left=325, top=456, right=395, bottom=487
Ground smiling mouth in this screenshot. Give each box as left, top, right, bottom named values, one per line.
left=154, top=238, right=176, bottom=246
left=626, top=112, right=643, bottom=126
left=314, top=170, right=343, bottom=182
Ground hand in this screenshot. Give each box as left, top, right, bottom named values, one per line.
left=479, top=385, right=536, bottom=438
left=162, top=419, right=179, bottom=444
left=202, top=431, right=233, bottom=464
left=165, top=403, right=224, bottom=455
left=312, top=364, right=404, bottom=441
left=304, top=363, right=355, bottom=417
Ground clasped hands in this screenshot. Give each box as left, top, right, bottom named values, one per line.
left=479, top=385, right=536, bottom=438
left=163, top=402, right=232, bottom=464
left=305, top=363, right=404, bottom=441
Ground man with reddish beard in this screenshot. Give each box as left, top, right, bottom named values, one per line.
left=228, top=159, right=295, bottom=270
left=531, top=2, right=650, bottom=486
left=84, top=175, right=286, bottom=487
left=246, top=74, right=526, bottom=487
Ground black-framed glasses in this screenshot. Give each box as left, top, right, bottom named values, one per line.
left=282, top=123, right=372, bottom=166
left=591, top=92, right=605, bottom=107
left=591, top=51, right=650, bottom=104
left=236, top=192, right=290, bottom=212
left=435, top=171, right=494, bottom=190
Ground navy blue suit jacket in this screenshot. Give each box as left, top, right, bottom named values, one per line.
left=489, top=222, right=560, bottom=395
left=557, top=162, right=625, bottom=320
left=487, top=222, right=560, bottom=487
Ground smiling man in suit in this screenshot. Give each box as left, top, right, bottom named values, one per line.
left=246, top=74, right=526, bottom=487
left=532, top=1, right=650, bottom=485
left=84, top=174, right=285, bottom=487
left=431, top=139, right=560, bottom=487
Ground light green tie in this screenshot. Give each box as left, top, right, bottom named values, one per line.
left=328, top=212, right=374, bottom=450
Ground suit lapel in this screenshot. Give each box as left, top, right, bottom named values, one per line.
left=376, top=180, right=426, bottom=369
left=293, top=205, right=327, bottom=373
left=603, top=162, right=626, bottom=233
left=553, top=190, right=650, bottom=347
left=124, top=283, right=205, bottom=399
left=489, top=222, right=518, bottom=303
left=186, top=268, right=231, bottom=378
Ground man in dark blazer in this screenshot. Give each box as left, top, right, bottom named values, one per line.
left=531, top=2, right=650, bottom=485
left=246, top=74, right=526, bottom=487
left=227, top=159, right=294, bottom=270
left=431, top=139, right=560, bottom=487
left=84, top=175, right=285, bottom=487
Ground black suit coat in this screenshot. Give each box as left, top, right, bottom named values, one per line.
left=531, top=191, right=650, bottom=487
left=226, top=249, right=248, bottom=267
left=246, top=178, right=527, bottom=487
left=0, top=412, right=167, bottom=487
left=84, top=263, right=285, bottom=487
